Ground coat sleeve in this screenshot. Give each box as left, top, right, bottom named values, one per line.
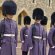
left=28, top=26, right=33, bottom=48
left=46, top=32, right=48, bottom=46
left=48, top=28, right=54, bottom=47
left=0, top=21, right=2, bottom=47
left=42, top=28, right=47, bottom=46
left=15, top=23, right=18, bottom=47
left=20, top=28, right=24, bottom=43
left=0, top=22, right=1, bottom=47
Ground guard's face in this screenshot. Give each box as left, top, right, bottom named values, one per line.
left=25, top=24, right=30, bottom=27
left=35, top=19, right=41, bottom=23
left=35, top=17, right=41, bottom=22
left=27, top=25, right=30, bottom=27
left=6, top=14, right=13, bottom=19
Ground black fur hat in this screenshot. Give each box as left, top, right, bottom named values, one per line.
left=24, top=16, right=31, bottom=25
left=40, top=16, right=48, bottom=25
left=51, top=12, right=55, bottom=25
left=2, top=1, right=17, bottom=16
left=32, top=8, right=44, bottom=20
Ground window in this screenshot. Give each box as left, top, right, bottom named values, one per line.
left=43, top=0, right=49, bottom=6
left=52, top=0, right=55, bottom=6
left=33, top=0, right=35, bottom=3
left=49, top=0, right=52, bottom=7
left=49, top=0, right=50, bottom=6
left=42, top=0, right=52, bottom=7
left=18, top=14, right=22, bottom=25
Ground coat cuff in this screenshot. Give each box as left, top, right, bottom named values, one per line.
left=29, top=47, right=33, bottom=50
left=51, top=46, right=55, bottom=48
left=43, top=38, right=46, bottom=40
left=22, top=41, right=24, bottom=43
left=0, top=47, right=1, bottom=50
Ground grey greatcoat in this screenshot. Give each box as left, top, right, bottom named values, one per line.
left=0, top=18, right=18, bottom=55
left=48, top=27, right=55, bottom=55
left=29, top=23, right=47, bottom=55
left=20, top=26, right=33, bottom=51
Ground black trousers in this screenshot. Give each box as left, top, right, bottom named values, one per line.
left=22, top=51, right=28, bottom=55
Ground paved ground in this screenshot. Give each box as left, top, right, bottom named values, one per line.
left=16, top=43, right=49, bottom=55
left=16, top=43, right=22, bottom=55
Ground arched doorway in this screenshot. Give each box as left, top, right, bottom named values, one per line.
left=18, top=10, right=28, bottom=29
left=18, top=10, right=28, bottom=42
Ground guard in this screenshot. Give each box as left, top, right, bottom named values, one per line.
left=20, top=16, right=32, bottom=55
left=29, top=8, right=47, bottom=55
left=0, top=1, right=18, bottom=55
left=48, top=12, right=55, bottom=55
left=40, top=16, right=48, bottom=55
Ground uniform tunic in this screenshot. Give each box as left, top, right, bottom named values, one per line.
left=29, top=23, right=47, bottom=55
left=48, top=27, right=55, bottom=55
left=0, top=18, right=18, bottom=55
left=20, top=26, right=32, bottom=52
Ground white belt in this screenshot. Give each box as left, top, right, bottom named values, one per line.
left=43, top=38, right=46, bottom=40
left=3, top=34, right=15, bottom=37
left=33, top=36, right=42, bottom=39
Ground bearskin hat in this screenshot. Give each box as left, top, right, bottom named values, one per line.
left=51, top=12, right=55, bottom=25
left=40, top=16, right=48, bottom=25
left=24, top=16, right=31, bottom=25
left=2, top=1, right=17, bottom=16
left=32, top=8, right=44, bottom=20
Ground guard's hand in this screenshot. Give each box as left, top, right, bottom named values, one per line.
left=22, top=41, right=24, bottom=43
left=0, top=47, right=1, bottom=50
left=51, top=46, right=55, bottom=48
left=16, top=47, right=18, bottom=49
left=29, top=47, right=33, bottom=50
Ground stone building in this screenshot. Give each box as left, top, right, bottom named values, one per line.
left=0, top=0, right=55, bottom=41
